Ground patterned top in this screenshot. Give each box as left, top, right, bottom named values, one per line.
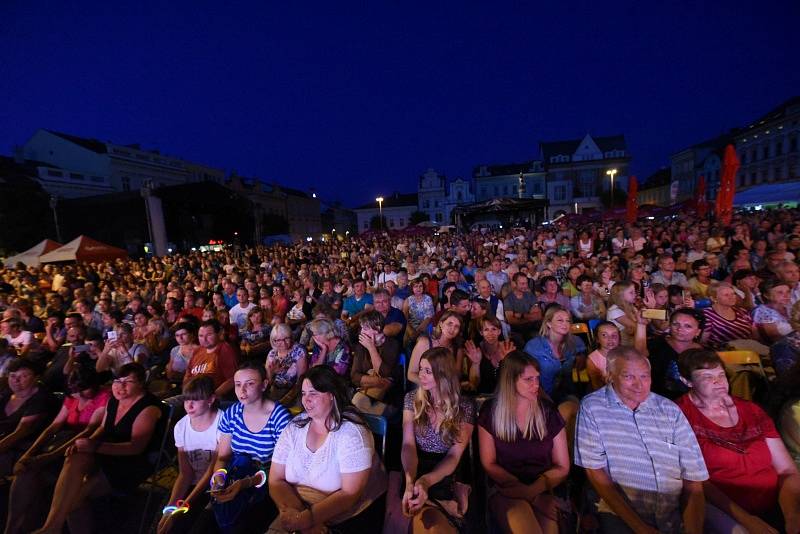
left=218, top=401, right=291, bottom=463
left=266, top=344, right=307, bottom=389
left=702, top=306, right=752, bottom=349
left=752, top=304, right=793, bottom=336
left=240, top=324, right=271, bottom=345
left=403, top=391, right=475, bottom=454
left=575, top=385, right=708, bottom=534
left=311, top=339, right=351, bottom=376
left=406, top=294, right=435, bottom=330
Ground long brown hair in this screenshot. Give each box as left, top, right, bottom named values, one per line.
left=412, top=347, right=463, bottom=447
left=492, top=352, right=547, bottom=442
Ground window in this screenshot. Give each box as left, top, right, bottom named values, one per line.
left=493, top=186, right=499, bottom=196
left=389, top=218, right=395, bottom=228
left=480, top=187, right=487, bottom=197
left=122, top=177, right=131, bottom=191
left=91, top=176, right=104, bottom=183
left=423, top=200, right=429, bottom=208
left=457, top=191, right=463, bottom=201
left=70, top=173, right=85, bottom=181
left=399, top=218, right=405, bottom=227
left=437, top=213, right=443, bottom=222
left=364, top=221, right=369, bottom=229
left=46, top=169, right=63, bottom=177
left=533, top=182, right=543, bottom=195
left=554, top=185, right=566, bottom=202
left=434, top=200, right=440, bottom=208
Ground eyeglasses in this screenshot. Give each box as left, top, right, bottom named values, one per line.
left=272, top=337, right=290, bottom=343
left=113, top=378, right=138, bottom=386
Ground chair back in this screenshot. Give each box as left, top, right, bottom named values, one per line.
left=717, top=350, right=761, bottom=366
left=570, top=323, right=589, bottom=335
left=361, top=413, right=387, bottom=459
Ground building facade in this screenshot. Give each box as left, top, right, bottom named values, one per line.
left=23, top=129, right=226, bottom=196
left=417, top=168, right=475, bottom=225
left=734, top=97, right=800, bottom=188
left=354, top=192, right=418, bottom=233
left=540, top=134, right=631, bottom=217
left=670, top=131, right=737, bottom=202
left=473, top=161, right=546, bottom=202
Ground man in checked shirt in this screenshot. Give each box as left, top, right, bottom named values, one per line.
left=575, top=346, right=708, bottom=534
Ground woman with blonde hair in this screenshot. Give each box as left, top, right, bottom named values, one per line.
left=407, top=310, right=465, bottom=386
left=605, top=281, right=639, bottom=346
left=401, top=347, right=475, bottom=533
left=478, top=352, right=569, bottom=534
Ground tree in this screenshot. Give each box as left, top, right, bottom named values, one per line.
left=409, top=210, right=430, bottom=225
left=369, top=215, right=387, bottom=230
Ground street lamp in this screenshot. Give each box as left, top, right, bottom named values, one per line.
left=49, top=195, right=62, bottom=243
left=606, top=168, right=618, bottom=206
left=376, top=196, right=384, bottom=231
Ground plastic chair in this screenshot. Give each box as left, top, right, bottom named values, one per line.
left=361, top=413, right=387, bottom=459
left=138, top=401, right=177, bottom=534
left=570, top=322, right=594, bottom=348
left=694, top=299, right=712, bottom=309
left=718, top=350, right=766, bottom=377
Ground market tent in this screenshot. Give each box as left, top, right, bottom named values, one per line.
left=39, top=235, right=128, bottom=263
left=3, top=239, right=62, bottom=267
left=734, top=181, right=800, bottom=207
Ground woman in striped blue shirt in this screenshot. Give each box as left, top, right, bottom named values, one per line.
left=208, top=361, right=291, bottom=533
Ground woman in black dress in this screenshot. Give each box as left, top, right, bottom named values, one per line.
left=34, top=363, right=162, bottom=534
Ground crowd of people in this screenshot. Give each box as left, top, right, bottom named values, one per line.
left=0, top=206, right=799, bottom=533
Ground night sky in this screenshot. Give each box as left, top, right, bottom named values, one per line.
left=2, top=1, right=797, bottom=207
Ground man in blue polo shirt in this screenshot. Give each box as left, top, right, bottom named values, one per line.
left=371, top=288, right=406, bottom=346
left=342, top=278, right=373, bottom=327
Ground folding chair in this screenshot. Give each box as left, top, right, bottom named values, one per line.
left=398, top=352, right=408, bottom=392
left=717, top=350, right=769, bottom=401
left=570, top=322, right=593, bottom=349
left=138, top=401, right=177, bottom=534
left=361, top=413, right=387, bottom=459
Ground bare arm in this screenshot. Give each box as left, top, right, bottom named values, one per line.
left=407, top=337, right=428, bottom=385
left=0, top=414, right=43, bottom=454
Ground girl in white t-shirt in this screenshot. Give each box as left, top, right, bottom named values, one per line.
left=158, top=375, right=221, bottom=534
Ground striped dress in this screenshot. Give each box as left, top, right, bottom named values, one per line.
left=218, top=401, right=290, bottom=463
left=702, top=306, right=753, bottom=349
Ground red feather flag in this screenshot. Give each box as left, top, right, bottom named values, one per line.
left=696, top=175, right=708, bottom=218
left=625, top=175, right=638, bottom=223
left=715, top=145, right=740, bottom=226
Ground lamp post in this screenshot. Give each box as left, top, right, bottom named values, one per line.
left=49, top=195, right=62, bottom=243
left=376, top=196, right=384, bottom=231
left=606, top=168, right=618, bottom=206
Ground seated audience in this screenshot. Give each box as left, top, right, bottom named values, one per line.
left=350, top=310, right=400, bottom=415
left=35, top=363, right=162, bottom=533
left=264, top=323, right=307, bottom=404
left=157, top=375, right=221, bottom=534
left=586, top=321, right=620, bottom=392
left=465, top=316, right=516, bottom=394
left=701, top=282, right=758, bottom=349
left=478, top=352, right=569, bottom=534
left=184, top=319, right=238, bottom=398
left=309, top=318, right=351, bottom=377
left=0, top=359, right=56, bottom=479
left=268, top=366, right=387, bottom=532
left=208, top=362, right=290, bottom=533
left=6, top=366, right=109, bottom=534
left=676, top=349, right=800, bottom=534
left=575, top=347, right=708, bottom=534
left=401, top=347, right=474, bottom=533
left=407, top=310, right=465, bottom=386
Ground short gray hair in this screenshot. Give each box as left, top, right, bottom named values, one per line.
left=607, top=346, right=650, bottom=376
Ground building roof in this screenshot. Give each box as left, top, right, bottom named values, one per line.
left=734, top=180, right=800, bottom=206
left=354, top=192, right=418, bottom=210
left=740, top=96, right=800, bottom=134
left=473, top=161, right=540, bottom=177
left=44, top=129, right=108, bottom=154
left=641, top=167, right=671, bottom=189
left=540, top=134, right=626, bottom=162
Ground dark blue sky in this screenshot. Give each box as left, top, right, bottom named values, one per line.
left=2, top=1, right=797, bottom=207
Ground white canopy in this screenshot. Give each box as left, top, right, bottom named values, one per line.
left=3, top=239, right=62, bottom=268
